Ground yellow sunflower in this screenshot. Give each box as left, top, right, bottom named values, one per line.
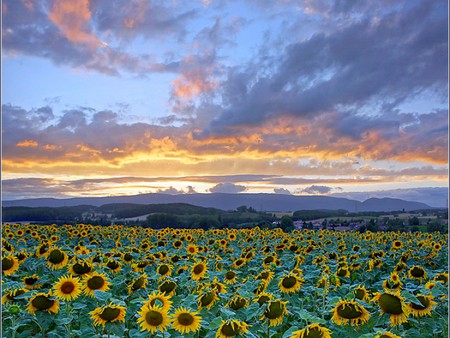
left=222, top=271, right=237, bottom=284
left=198, top=289, right=219, bottom=310
left=137, top=304, right=170, bottom=333
left=254, top=292, right=273, bottom=306
left=53, top=275, right=82, bottom=301
left=372, top=291, right=410, bottom=327
left=354, top=285, right=371, bottom=302
left=69, top=259, right=93, bottom=276
left=278, top=273, right=304, bottom=294
left=408, top=266, right=427, bottom=281
left=227, top=295, right=249, bottom=310
left=105, top=259, right=121, bottom=273
left=187, top=244, right=198, bottom=255
left=35, top=242, right=50, bottom=258
left=434, top=272, right=448, bottom=284
left=27, top=292, right=60, bottom=315
left=82, top=272, right=111, bottom=297
left=90, top=302, right=126, bottom=327
left=261, top=299, right=289, bottom=327
left=128, top=273, right=148, bottom=294
left=2, top=288, right=27, bottom=304
left=158, top=279, right=177, bottom=296
left=331, top=299, right=370, bottom=326
left=256, top=270, right=274, bottom=282
left=191, top=261, right=208, bottom=280
left=289, top=323, right=332, bottom=338
left=210, top=277, right=227, bottom=294
left=215, top=319, right=250, bottom=338
left=144, top=292, right=173, bottom=311
left=171, top=307, right=202, bottom=334
left=2, top=255, right=20, bottom=276
left=46, top=247, right=69, bottom=270
left=408, top=294, right=437, bottom=317
left=156, top=263, right=173, bottom=278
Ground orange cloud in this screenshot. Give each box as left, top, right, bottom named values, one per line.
left=48, top=0, right=100, bottom=47
left=16, top=140, right=38, bottom=147
left=171, top=75, right=217, bottom=99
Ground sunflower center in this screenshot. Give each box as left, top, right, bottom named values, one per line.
left=2, top=257, right=14, bottom=270
left=336, top=303, right=364, bottom=319
left=410, top=267, right=425, bottom=278
left=48, top=250, right=64, bottom=264
left=145, top=310, right=164, bottom=326
left=73, top=262, right=92, bottom=275
left=229, top=297, right=247, bottom=310
left=265, top=301, right=284, bottom=319
left=132, top=277, right=145, bottom=290
left=159, top=265, right=169, bottom=275
left=177, top=312, right=194, bottom=326
left=159, top=281, right=176, bottom=294
left=410, top=296, right=429, bottom=310
left=337, top=268, right=348, bottom=277
left=225, top=271, right=236, bottom=279
left=99, top=307, right=120, bottom=321
left=304, top=327, right=323, bottom=338
left=25, top=277, right=39, bottom=285
left=281, top=276, right=297, bottom=288
left=32, top=295, right=54, bottom=310
left=435, top=274, right=448, bottom=284
left=221, top=322, right=239, bottom=336
left=107, top=261, right=120, bottom=269
left=257, top=295, right=270, bottom=306
left=354, top=289, right=366, bottom=300
left=123, top=253, right=133, bottom=262
left=264, top=256, right=274, bottom=264
left=378, top=294, right=403, bottom=314
left=87, top=276, right=105, bottom=290
left=200, top=291, right=215, bottom=306
left=193, top=264, right=204, bottom=274
left=61, top=281, right=75, bottom=294
left=259, top=272, right=270, bottom=280
left=39, top=245, right=49, bottom=255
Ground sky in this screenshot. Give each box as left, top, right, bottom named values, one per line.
left=1, top=0, right=449, bottom=205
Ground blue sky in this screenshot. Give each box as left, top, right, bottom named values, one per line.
left=2, top=0, right=448, bottom=204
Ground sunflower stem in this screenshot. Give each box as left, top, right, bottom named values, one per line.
left=267, top=324, right=270, bottom=338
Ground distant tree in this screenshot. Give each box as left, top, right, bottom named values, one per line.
left=236, top=205, right=248, bottom=213
left=280, top=215, right=294, bottom=232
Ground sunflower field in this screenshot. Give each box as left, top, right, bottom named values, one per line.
left=2, top=223, right=448, bottom=338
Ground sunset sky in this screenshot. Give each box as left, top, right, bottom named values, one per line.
left=2, top=0, right=448, bottom=203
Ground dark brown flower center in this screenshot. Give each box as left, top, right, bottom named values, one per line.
left=72, top=262, right=92, bottom=275
left=48, top=250, right=65, bottom=264
left=354, top=289, right=366, bottom=300
left=378, top=294, right=403, bottom=315
left=158, top=264, right=170, bottom=275
left=99, top=307, right=120, bottom=321
left=229, top=297, right=247, bottom=310
left=2, top=257, right=14, bottom=270
left=87, top=276, right=105, bottom=290
left=200, top=291, right=215, bottom=306
left=221, top=322, right=239, bottom=336
left=25, top=277, right=39, bottom=285
left=123, top=253, right=133, bottom=262
left=304, top=327, right=324, bottom=338
left=225, top=271, right=236, bottom=279
left=257, top=295, right=270, bottom=306
left=61, top=281, right=75, bottom=294
left=193, top=264, right=204, bottom=274
left=32, top=295, right=54, bottom=310
left=107, top=260, right=120, bottom=270
left=264, top=301, right=284, bottom=319
left=282, top=276, right=297, bottom=288
left=177, top=312, right=194, bottom=326
left=132, top=277, right=145, bottom=290
left=159, top=281, right=176, bottom=294
left=410, top=267, right=425, bottom=278
left=336, top=303, right=364, bottom=319
left=145, top=310, right=163, bottom=326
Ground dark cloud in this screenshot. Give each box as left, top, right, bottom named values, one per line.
left=209, top=183, right=247, bottom=193
left=273, top=188, right=291, bottom=195
left=205, top=0, right=447, bottom=133
left=298, top=185, right=339, bottom=195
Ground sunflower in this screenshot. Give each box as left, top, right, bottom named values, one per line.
left=210, top=277, right=227, bottom=294
left=372, top=291, right=410, bottom=327
left=408, top=266, right=427, bottom=281
left=2, top=255, right=20, bottom=276
left=90, top=302, right=126, bottom=327
left=157, top=263, right=173, bottom=278
left=215, top=319, right=250, bottom=338
left=354, top=285, right=371, bottom=302
left=256, top=270, right=274, bottom=282
left=254, top=292, right=273, bottom=306
left=434, top=272, right=448, bottom=284
left=187, top=244, right=198, bottom=255
left=171, top=307, right=202, bottom=334
left=128, top=273, right=148, bottom=294
left=198, top=289, right=219, bottom=310
left=278, top=273, right=304, bottom=294
left=289, top=323, right=332, bottom=338
left=46, top=247, right=69, bottom=270
left=144, top=291, right=173, bottom=311
left=2, top=288, right=27, bottom=304
left=53, top=275, right=82, bottom=301
left=82, top=272, right=111, bottom=297
left=137, top=304, right=170, bottom=333
left=227, top=295, right=249, bottom=310
left=375, top=331, right=402, bottom=338
left=27, top=292, right=60, bottom=315
left=261, top=299, right=288, bottom=327
left=391, top=240, right=403, bottom=250
left=15, top=251, right=28, bottom=263
left=336, top=266, right=350, bottom=278
left=408, top=294, right=437, bottom=317
left=105, top=259, right=121, bottom=273
left=233, top=258, right=246, bottom=269
left=158, top=279, right=177, bottom=296
left=382, top=278, right=403, bottom=293
left=69, top=260, right=93, bottom=276
left=331, top=299, right=370, bottom=326
left=191, top=261, right=208, bottom=280
left=224, top=271, right=237, bottom=284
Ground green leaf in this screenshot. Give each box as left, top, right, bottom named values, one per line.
left=207, top=317, right=223, bottom=330
left=55, top=316, right=73, bottom=325
left=282, top=326, right=299, bottom=338
left=400, top=290, right=422, bottom=306
left=94, top=290, right=112, bottom=302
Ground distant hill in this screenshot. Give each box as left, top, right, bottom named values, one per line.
left=2, top=193, right=431, bottom=212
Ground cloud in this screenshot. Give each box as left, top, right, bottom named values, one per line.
left=274, top=188, right=291, bottom=195
left=298, top=185, right=341, bottom=195
left=209, top=183, right=247, bottom=193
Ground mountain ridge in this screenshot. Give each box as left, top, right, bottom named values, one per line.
left=2, top=193, right=432, bottom=212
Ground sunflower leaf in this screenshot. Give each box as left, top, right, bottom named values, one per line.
left=206, top=317, right=223, bottom=329
left=400, top=290, right=423, bottom=306
left=94, top=290, right=112, bottom=302
left=281, top=326, right=299, bottom=338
